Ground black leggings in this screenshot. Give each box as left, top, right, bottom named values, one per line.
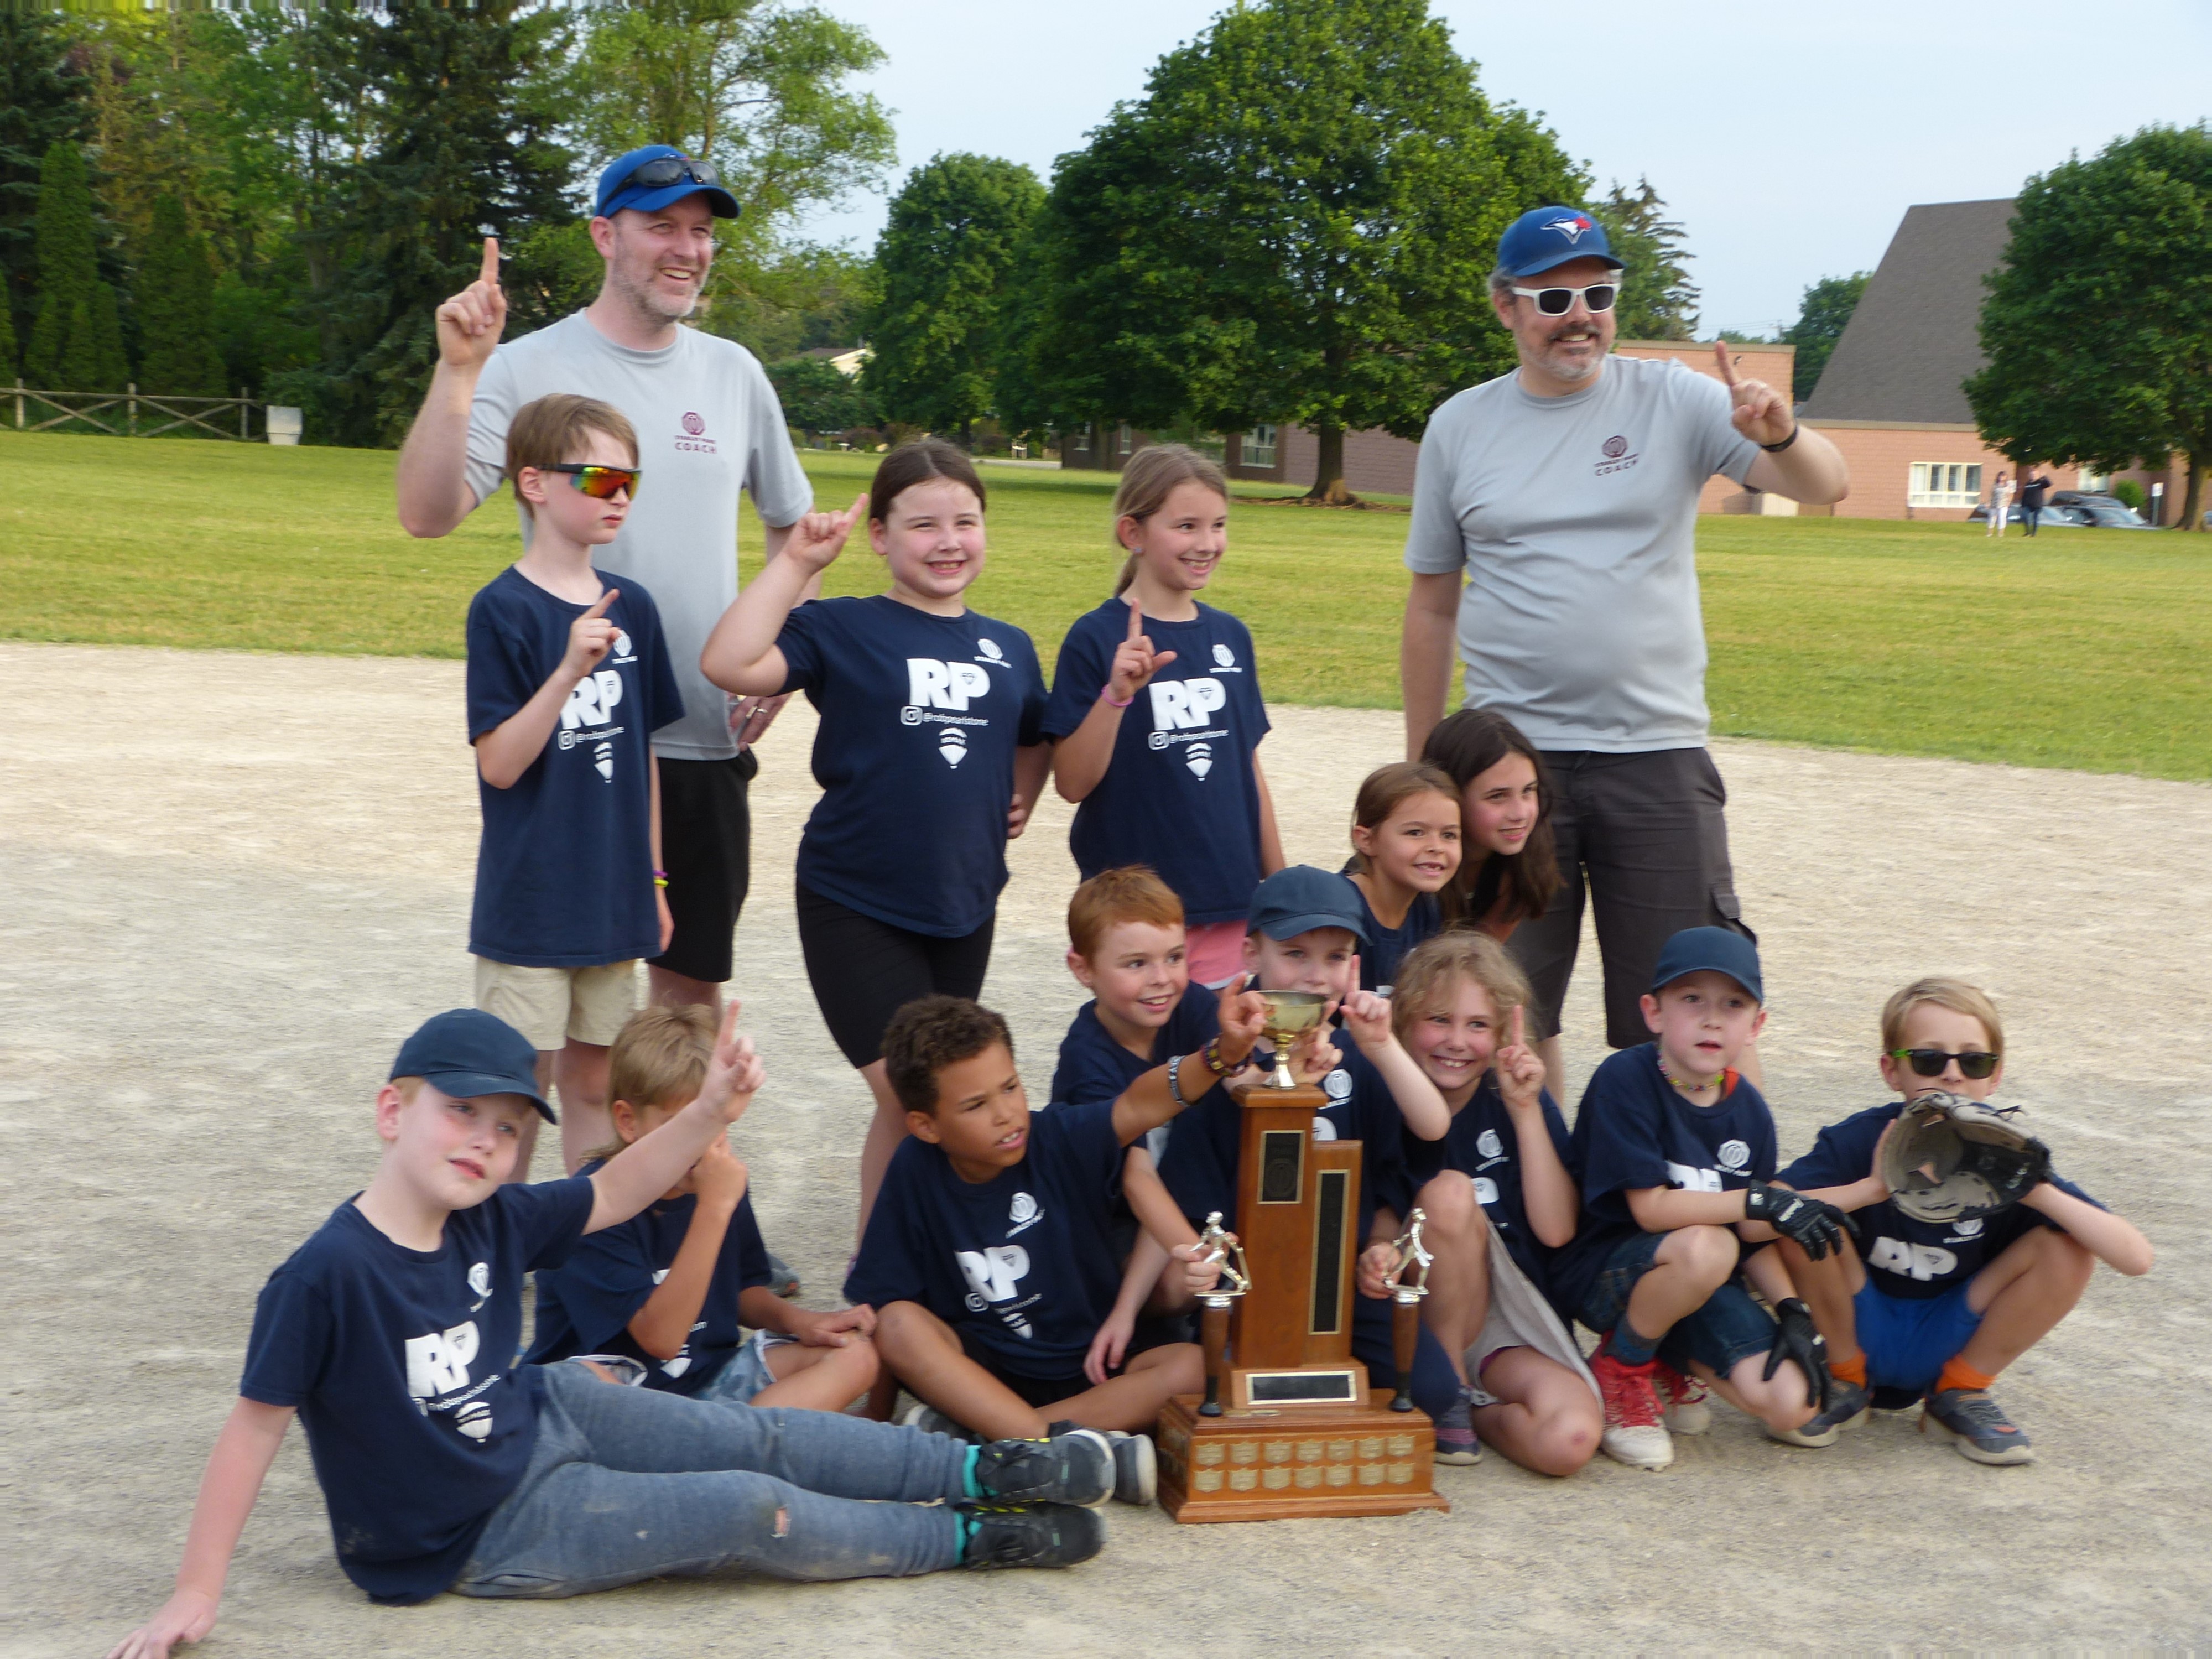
left=795, top=883, right=996, bottom=1068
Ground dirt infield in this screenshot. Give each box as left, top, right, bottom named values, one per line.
left=4, top=641, right=2208, bottom=1656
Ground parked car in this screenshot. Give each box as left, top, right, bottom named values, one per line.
left=1964, top=503, right=2091, bottom=526
left=2072, top=502, right=2154, bottom=528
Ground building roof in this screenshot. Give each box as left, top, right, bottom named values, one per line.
left=1802, top=198, right=2015, bottom=423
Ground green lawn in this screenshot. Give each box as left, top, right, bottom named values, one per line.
left=7, top=431, right=2209, bottom=779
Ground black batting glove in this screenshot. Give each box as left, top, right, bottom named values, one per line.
left=1744, top=1182, right=1847, bottom=1260
left=1763, top=1297, right=1831, bottom=1411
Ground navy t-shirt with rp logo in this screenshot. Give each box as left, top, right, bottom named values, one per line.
left=1778, top=1102, right=2102, bottom=1301
left=1549, top=1043, right=1778, bottom=1323
left=843, top=1099, right=1126, bottom=1381
left=465, top=566, right=683, bottom=967
left=238, top=1178, right=595, bottom=1604
left=1404, top=1073, right=1573, bottom=1296
left=1043, top=599, right=1271, bottom=926
left=778, top=595, right=1047, bottom=937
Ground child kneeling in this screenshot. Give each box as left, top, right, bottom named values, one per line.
left=528, top=1004, right=880, bottom=1413
left=109, top=1010, right=1121, bottom=1657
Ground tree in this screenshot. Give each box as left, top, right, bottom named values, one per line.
left=863, top=153, right=1043, bottom=445
left=1780, top=272, right=1867, bottom=400
left=0, top=10, right=87, bottom=362
left=26, top=139, right=128, bottom=391
left=0, top=279, right=15, bottom=378
left=769, top=353, right=877, bottom=436
left=136, top=195, right=226, bottom=397
left=1594, top=177, right=1698, bottom=341
left=1014, top=0, right=1585, bottom=501
left=1966, top=124, right=2212, bottom=532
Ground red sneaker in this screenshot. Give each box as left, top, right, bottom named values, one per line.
left=1591, top=1345, right=1673, bottom=1470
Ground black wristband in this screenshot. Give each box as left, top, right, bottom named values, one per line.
left=1759, top=424, right=1799, bottom=454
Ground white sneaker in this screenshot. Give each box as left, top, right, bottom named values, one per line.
left=1600, top=1420, right=1675, bottom=1471
left=1592, top=1349, right=1674, bottom=1471
left=1655, top=1361, right=1711, bottom=1436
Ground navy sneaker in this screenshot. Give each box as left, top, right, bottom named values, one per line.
left=1923, top=1388, right=2035, bottom=1465
left=764, top=1250, right=801, bottom=1300
left=969, top=1429, right=1116, bottom=1507
left=1766, top=1380, right=1872, bottom=1448
left=1433, top=1387, right=1484, bottom=1465
left=957, top=1503, right=1106, bottom=1569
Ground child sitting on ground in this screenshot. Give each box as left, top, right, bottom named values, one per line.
left=846, top=992, right=1265, bottom=1500
left=1342, top=761, right=1462, bottom=994
left=107, top=1007, right=1124, bottom=1657
left=1151, top=867, right=1465, bottom=1445
left=1757, top=976, right=2152, bottom=1463
left=1549, top=927, right=1842, bottom=1470
left=466, top=393, right=682, bottom=1175
left=1389, top=933, right=1602, bottom=1474
left=528, top=1004, right=881, bottom=1413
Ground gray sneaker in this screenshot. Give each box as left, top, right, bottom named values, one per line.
left=1922, top=1387, right=2034, bottom=1465
left=901, top=1400, right=981, bottom=1443
left=1433, top=1387, right=1484, bottom=1465
left=1767, top=1380, right=1872, bottom=1448
left=765, top=1250, right=801, bottom=1300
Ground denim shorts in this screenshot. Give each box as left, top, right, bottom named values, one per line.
left=696, top=1330, right=798, bottom=1405
left=1855, top=1279, right=1982, bottom=1397
left=1578, top=1231, right=1776, bottom=1377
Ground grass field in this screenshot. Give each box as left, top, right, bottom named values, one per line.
left=8, top=430, right=2209, bottom=779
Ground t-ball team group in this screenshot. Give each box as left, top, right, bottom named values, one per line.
left=107, top=147, right=2154, bottom=1656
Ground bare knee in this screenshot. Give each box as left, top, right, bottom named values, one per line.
left=872, top=1301, right=946, bottom=1364
left=1418, top=1173, right=1481, bottom=1237
left=1669, top=1225, right=1739, bottom=1289
left=1528, top=1404, right=1602, bottom=1478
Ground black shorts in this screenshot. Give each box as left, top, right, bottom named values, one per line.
left=795, top=883, right=995, bottom=1069
left=956, top=1319, right=1187, bottom=1409
left=1508, top=746, right=1753, bottom=1049
left=650, top=752, right=757, bottom=985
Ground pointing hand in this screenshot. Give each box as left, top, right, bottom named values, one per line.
left=434, top=237, right=507, bottom=372
left=1713, top=341, right=1793, bottom=448
left=1105, top=596, right=1178, bottom=705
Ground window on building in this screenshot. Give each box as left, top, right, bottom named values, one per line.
left=2077, top=469, right=2110, bottom=492
left=1245, top=423, right=1278, bottom=469
left=1069, top=427, right=1090, bottom=455
left=1118, top=422, right=1133, bottom=456
left=1907, top=461, right=1984, bottom=508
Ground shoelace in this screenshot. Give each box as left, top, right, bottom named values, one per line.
left=1654, top=1362, right=1707, bottom=1407
left=1596, top=1356, right=1663, bottom=1427
left=1940, top=1392, right=2021, bottom=1437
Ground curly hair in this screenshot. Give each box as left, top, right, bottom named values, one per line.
left=882, top=995, right=1015, bottom=1116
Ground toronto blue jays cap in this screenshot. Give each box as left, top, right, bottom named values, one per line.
left=595, top=144, right=741, bottom=221
left=390, top=1008, right=556, bottom=1122
left=1648, top=927, right=1764, bottom=1005
left=1247, top=866, right=1372, bottom=945
left=1496, top=205, right=1625, bottom=279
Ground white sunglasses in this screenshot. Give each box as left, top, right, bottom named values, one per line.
left=1510, top=280, right=1620, bottom=316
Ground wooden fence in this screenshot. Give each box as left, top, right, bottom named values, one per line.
left=8, top=383, right=265, bottom=440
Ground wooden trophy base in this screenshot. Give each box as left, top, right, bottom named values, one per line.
left=1156, top=1391, right=1450, bottom=1522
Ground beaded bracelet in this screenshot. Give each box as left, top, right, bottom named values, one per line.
left=652, top=868, right=670, bottom=889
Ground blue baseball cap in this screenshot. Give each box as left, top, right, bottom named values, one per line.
left=1247, top=866, right=1372, bottom=945
left=1648, top=927, right=1764, bottom=1004
left=1496, top=205, right=1625, bottom=279
left=595, top=145, right=740, bottom=221
left=390, top=1009, right=556, bottom=1122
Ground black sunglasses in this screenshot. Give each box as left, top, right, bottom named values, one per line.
left=1890, top=1048, right=2000, bottom=1080
left=623, top=154, right=718, bottom=191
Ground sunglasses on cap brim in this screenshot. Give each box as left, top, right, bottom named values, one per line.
left=623, top=154, right=719, bottom=191
left=549, top=463, right=640, bottom=500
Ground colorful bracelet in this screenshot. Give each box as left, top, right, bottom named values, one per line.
left=1203, top=1036, right=1235, bottom=1078
left=1100, top=684, right=1133, bottom=708
left=652, top=868, right=670, bottom=888
left=1167, top=1053, right=1190, bottom=1108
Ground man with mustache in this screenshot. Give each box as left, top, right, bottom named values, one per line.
left=397, top=148, right=814, bottom=1148
left=1399, top=206, right=1847, bottom=1093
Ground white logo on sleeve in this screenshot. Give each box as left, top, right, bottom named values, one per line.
left=1717, top=1139, right=1750, bottom=1172
left=1148, top=677, right=1227, bottom=730
left=1870, top=1237, right=1959, bottom=1282
left=1475, top=1129, right=1504, bottom=1161
left=1665, top=1160, right=1724, bottom=1193
left=404, top=1320, right=481, bottom=1400
left=908, top=658, right=992, bottom=710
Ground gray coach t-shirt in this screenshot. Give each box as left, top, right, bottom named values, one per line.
left=1403, top=355, right=1757, bottom=753
left=465, top=312, right=814, bottom=761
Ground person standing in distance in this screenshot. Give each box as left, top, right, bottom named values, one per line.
left=397, top=147, right=814, bottom=1044
left=1399, top=205, right=1849, bottom=1093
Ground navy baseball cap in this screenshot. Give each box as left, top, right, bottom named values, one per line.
left=1648, top=927, right=1764, bottom=1004
left=390, top=1009, right=556, bottom=1122
left=1496, top=205, right=1625, bottom=279
left=595, top=145, right=740, bottom=221
left=1247, top=866, right=1372, bottom=945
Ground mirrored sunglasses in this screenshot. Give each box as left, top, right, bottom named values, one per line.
left=624, top=154, right=719, bottom=191
left=550, top=463, right=640, bottom=500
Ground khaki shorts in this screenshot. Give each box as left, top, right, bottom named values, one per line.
left=473, top=958, right=639, bottom=1051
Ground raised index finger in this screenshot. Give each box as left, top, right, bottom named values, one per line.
left=481, top=236, right=501, bottom=288
left=1512, top=1003, right=1526, bottom=1048
left=1711, top=341, right=1740, bottom=389
left=583, top=586, right=619, bottom=620
left=1126, top=595, right=1144, bottom=642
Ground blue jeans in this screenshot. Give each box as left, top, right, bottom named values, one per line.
left=454, top=1362, right=966, bottom=1598
left=1577, top=1231, right=1775, bottom=1376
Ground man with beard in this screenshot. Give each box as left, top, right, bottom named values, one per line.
left=398, top=148, right=814, bottom=1067
left=1398, top=207, right=1847, bottom=1092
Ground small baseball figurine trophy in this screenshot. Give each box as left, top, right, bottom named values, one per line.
left=1158, top=990, right=1448, bottom=1521
left=1385, top=1208, right=1433, bottom=1413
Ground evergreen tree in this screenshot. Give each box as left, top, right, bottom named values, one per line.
left=0, top=11, right=88, bottom=360
left=1594, top=178, right=1699, bottom=341
left=136, top=195, right=227, bottom=396
left=863, top=154, right=1043, bottom=445
left=27, top=139, right=127, bottom=390
left=0, top=280, right=16, bottom=379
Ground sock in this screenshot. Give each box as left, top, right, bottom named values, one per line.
left=954, top=1508, right=978, bottom=1557
left=1606, top=1322, right=1659, bottom=1367
left=1830, top=1351, right=1867, bottom=1387
left=960, top=1444, right=981, bottom=1500
left=1935, top=1355, right=1995, bottom=1396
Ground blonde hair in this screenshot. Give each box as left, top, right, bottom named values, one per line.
left=1346, top=761, right=1460, bottom=876
left=1110, top=443, right=1229, bottom=595
left=1880, top=977, right=2004, bottom=1057
left=581, top=1003, right=716, bottom=1163
left=1068, top=865, right=1185, bottom=961
left=506, top=392, right=638, bottom=480
left=1389, top=931, right=1533, bottom=1049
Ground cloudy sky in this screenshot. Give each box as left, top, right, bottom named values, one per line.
left=789, top=0, right=2211, bottom=336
